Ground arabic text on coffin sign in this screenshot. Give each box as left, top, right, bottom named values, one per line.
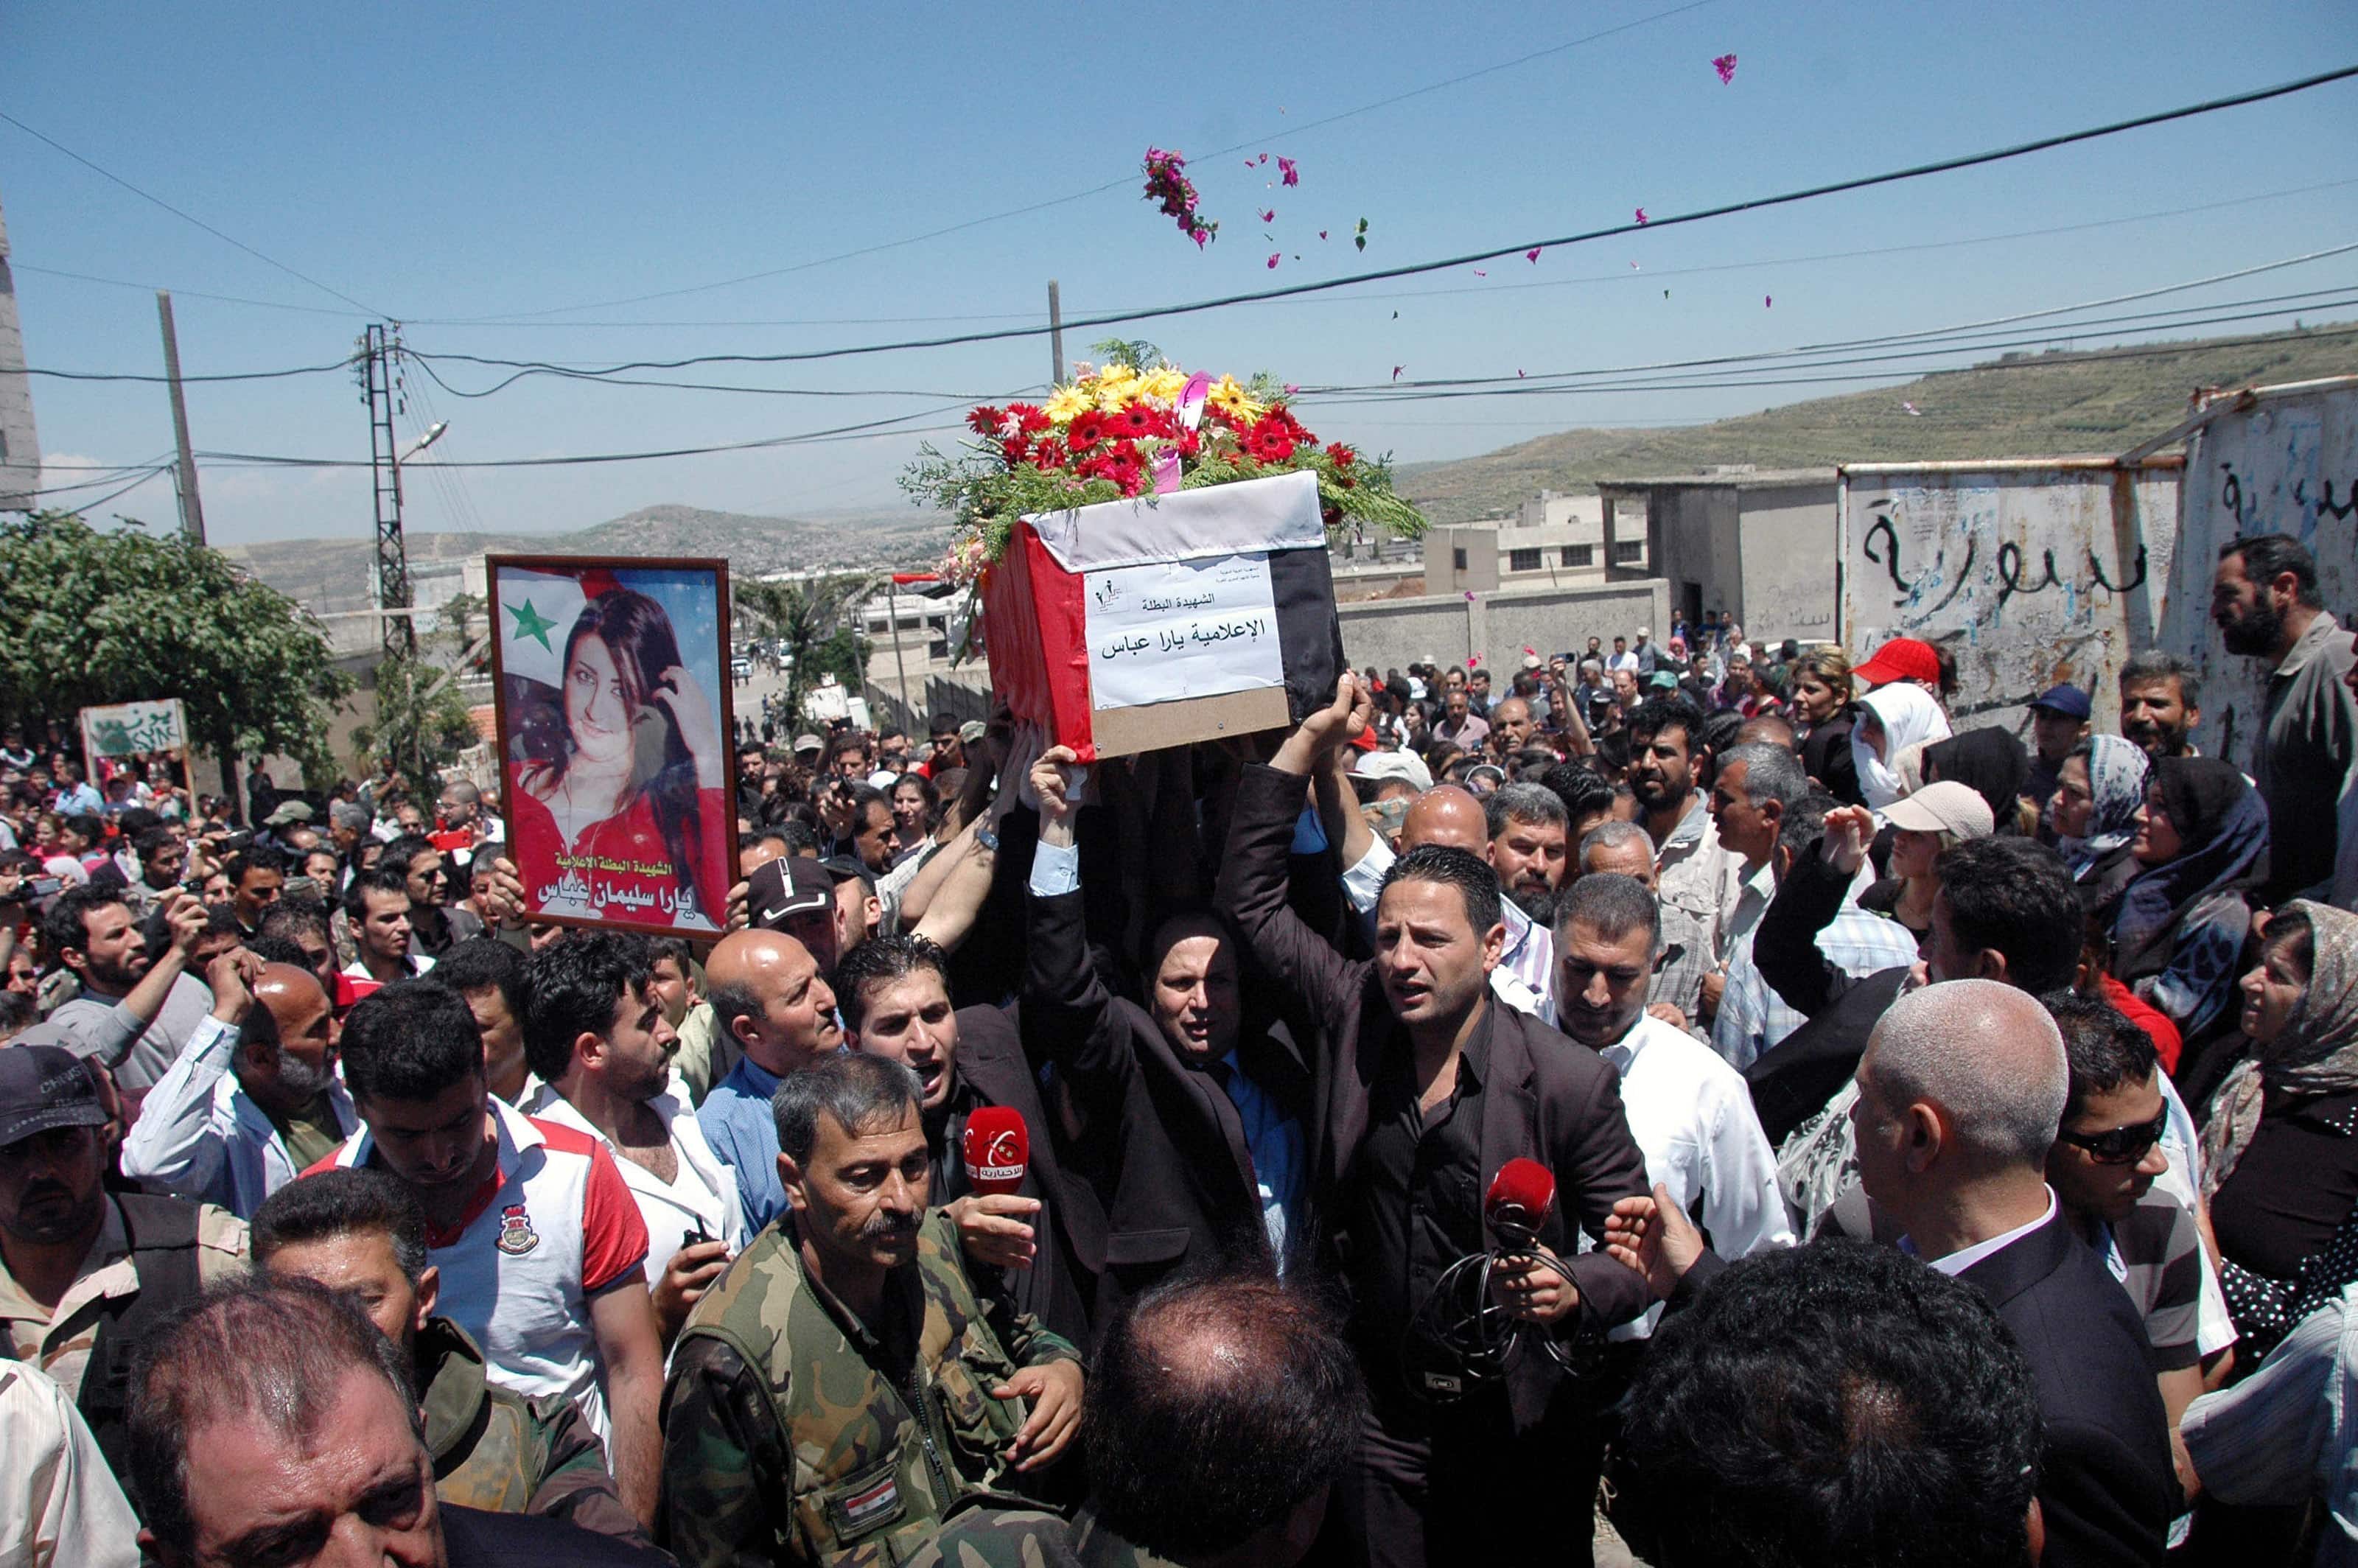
left=1082, top=553, right=1285, bottom=711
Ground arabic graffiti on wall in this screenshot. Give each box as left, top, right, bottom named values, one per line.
left=1841, top=469, right=2179, bottom=729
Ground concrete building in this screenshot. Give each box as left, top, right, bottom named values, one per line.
left=1596, top=468, right=1839, bottom=644
left=0, top=190, right=41, bottom=512
left=1423, top=491, right=1648, bottom=595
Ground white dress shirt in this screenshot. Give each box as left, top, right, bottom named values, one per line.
left=1914, top=1188, right=2060, bottom=1275
left=1593, top=1012, right=1794, bottom=1336
left=0, top=1360, right=140, bottom=1568
left=1340, top=837, right=1556, bottom=1023
left=522, top=1075, right=745, bottom=1283
left=116, top=1015, right=359, bottom=1219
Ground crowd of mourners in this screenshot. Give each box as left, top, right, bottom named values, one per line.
left=5, top=530, right=2358, bottom=1567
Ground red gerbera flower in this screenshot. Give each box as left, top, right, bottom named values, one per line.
left=1007, top=402, right=1050, bottom=435
left=1176, top=429, right=1203, bottom=458
left=999, top=436, right=1030, bottom=466
left=1245, top=419, right=1296, bottom=463
left=1326, top=443, right=1357, bottom=468
left=1029, top=438, right=1068, bottom=470
left=967, top=405, right=1006, bottom=436
left=1068, top=410, right=1110, bottom=450
left=1115, top=403, right=1171, bottom=440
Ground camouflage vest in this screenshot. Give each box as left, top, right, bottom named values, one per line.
left=679, top=1210, right=1036, bottom=1566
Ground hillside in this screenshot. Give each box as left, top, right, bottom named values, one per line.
left=222, top=502, right=949, bottom=615
left=1396, top=321, right=2358, bottom=522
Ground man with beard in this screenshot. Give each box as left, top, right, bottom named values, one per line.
left=519, top=933, right=744, bottom=1348
left=1552, top=872, right=1788, bottom=1345
left=1626, top=697, right=1738, bottom=956
left=2213, top=532, right=2356, bottom=900
left=0, top=1040, right=248, bottom=1485
left=2116, top=651, right=2203, bottom=761
left=661, top=1053, right=1085, bottom=1567
left=381, top=834, right=486, bottom=959
left=1483, top=783, right=1569, bottom=923
left=1221, top=675, right=1652, bottom=1568
left=45, top=885, right=212, bottom=1107
left=1324, top=769, right=1558, bottom=1023
left=120, top=959, right=357, bottom=1219
left=833, top=931, right=1096, bottom=1346
left=253, top=1168, right=643, bottom=1539
left=309, top=981, right=667, bottom=1528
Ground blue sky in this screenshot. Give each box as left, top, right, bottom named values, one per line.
left=7, top=0, right=2357, bottom=545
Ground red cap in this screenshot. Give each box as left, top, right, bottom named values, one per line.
left=1853, top=637, right=1942, bottom=688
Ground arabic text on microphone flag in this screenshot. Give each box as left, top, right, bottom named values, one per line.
left=1081, top=552, right=1285, bottom=710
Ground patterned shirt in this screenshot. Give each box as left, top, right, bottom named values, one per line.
left=1712, top=906, right=1918, bottom=1071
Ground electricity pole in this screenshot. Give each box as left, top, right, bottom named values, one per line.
left=1047, top=280, right=1065, bottom=385
left=363, top=323, right=413, bottom=659
left=155, top=292, right=206, bottom=544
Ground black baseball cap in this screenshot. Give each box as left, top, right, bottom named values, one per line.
left=0, top=1042, right=109, bottom=1149
left=819, top=854, right=877, bottom=895
left=746, top=855, right=833, bottom=932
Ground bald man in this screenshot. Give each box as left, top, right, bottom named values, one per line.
left=121, top=953, right=358, bottom=1217
left=1323, top=780, right=1558, bottom=1021
left=1853, top=981, right=2178, bottom=1568
left=693, top=928, right=843, bottom=1236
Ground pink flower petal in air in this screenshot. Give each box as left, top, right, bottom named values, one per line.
left=1518, top=369, right=1527, bottom=378
left=1259, top=153, right=1268, bottom=164
left=1713, top=53, right=1737, bottom=84
left=1527, top=248, right=1542, bottom=263
left=1278, top=156, right=1298, bottom=186
left=1635, top=208, right=1648, bottom=225
left=1319, top=230, right=1328, bottom=239
left=1267, top=253, right=1281, bottom=268
left=1474, top=269, right=1486, bottom=276
left=1284, top=384, right=1300, bottom=394
left=1765, top=294, right=1772, bottom=307
left=1393, top=365, right=1406, bottom=382
left=1260, top=209, right=1275, bottom=223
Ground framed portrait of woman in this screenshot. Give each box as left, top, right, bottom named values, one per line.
left=487, top=555, right=739, bottom=937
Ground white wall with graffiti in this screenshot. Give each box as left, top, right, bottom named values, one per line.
left=2159, top=379, right=2358, bottom=770
left=1837, top=462, right=2182, bottom=732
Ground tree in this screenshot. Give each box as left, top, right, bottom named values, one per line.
left=349, top=651, right=479, bottom=795
left=0, top=511, right=354, bottom=802
left=435, top=589, right=489, bottom=671
left=735, top=575, right=877, bottom=727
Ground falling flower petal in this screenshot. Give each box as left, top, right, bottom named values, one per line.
left=1267, top=253, right=1281, bottom=268
left=1765, top=294, right=1772, bottom=307
left=1903, top=401, right=1923, bottom=416
left=1258, top=153, right=1268, bottom=164
left=1260, top=209, right=1275, bottom=223
left=1518, top=369, right=1527, bottom=378
left=1473, top=269, right=1487, bottom=276
left=1284, top=383, right=1300, bottom=394
left=1713, top=52, right=1737, bottom=83
left=1393, top=365, right=1406, bottom=381
left=1527, top=247, right=1542, bottom=263
left=1634, top=208, right=1648, bottom=225
left=1319, top=230, right=1329, bottom=239
left=1278, top=156, right=1299, bottom=186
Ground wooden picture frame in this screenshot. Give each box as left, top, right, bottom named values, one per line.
left=486, top=555, right=740, bottom=938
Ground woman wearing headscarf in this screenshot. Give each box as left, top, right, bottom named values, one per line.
left=2201, top=901, right=2358, bottom=1358
left=1923, top=727, right=2035, bottom=836
left=1849, top=681, right=1953, bottom=812
left=2049, top=734, right=2152, bottom=921
left=2111, top=757, right=2270, bottom=1039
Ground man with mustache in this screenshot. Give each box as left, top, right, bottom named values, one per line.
left=2116, top=651, right=2203, bottom=761
left=0, top=1036, right=248, bottom=1492
left=835, top=931, right=1096, bottom=1347
left=662, top=1052, right=1084, bottom=1567
left=2211, top=533, right=2357, bottom=901
left=119, top=956, right=357, bottom=1219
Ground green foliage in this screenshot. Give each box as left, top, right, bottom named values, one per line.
left=0, top=511, right=353, bottom=785
left=435, top=589, right=488, bottom=668
left=350, top=651, right=477, bottom=792
left=1088, top=337, right=1165, bottom=373
left=735, top=575, right=877, bottom=727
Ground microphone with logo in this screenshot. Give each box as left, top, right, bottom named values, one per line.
left=1412, top=1158, right=1587, bottom=1396
left=961, top=1106, right=1030, bottom=1197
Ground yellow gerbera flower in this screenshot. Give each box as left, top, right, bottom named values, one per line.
left=1141, top=366, right=1189, bottom=403
left=1042, top=385, right=1094, bottom=424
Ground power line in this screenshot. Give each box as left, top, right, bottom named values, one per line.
left=22, top=356, right=357, bottom=385
left=438, top=0, right=1728, bottom=323
left=403, top=63, right=2358, bottom=371
left=0, top=110, right=389, bottom=317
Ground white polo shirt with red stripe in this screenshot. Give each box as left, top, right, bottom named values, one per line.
left=310, top=1094, right=648, bottom=1442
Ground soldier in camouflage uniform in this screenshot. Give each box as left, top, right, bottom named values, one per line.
left=909, top=1272, right=1362, bottom=1568
left=662, top=1053, right=1084, bottom=1568
left=252, top=1166, right=644, bottom=1540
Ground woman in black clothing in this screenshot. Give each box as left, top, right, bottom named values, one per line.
left=2202, top=900, right=2358, bottom=1359
left=1790, top=645, right=1862, bottom=807
left=1922, top=727, right=2035, bottom=836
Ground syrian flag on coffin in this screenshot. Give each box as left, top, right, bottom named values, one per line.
left=983, top=470, right=1345, bottom=759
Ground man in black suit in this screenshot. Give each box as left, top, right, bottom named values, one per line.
left=1853, top=978, right=2178, bottom=1568
left=1218, top=675, right=1653, bottom=1568
left=833, top=932, right=1105, bottom=1348
left=1021, top=746, right=1312, bottom=1316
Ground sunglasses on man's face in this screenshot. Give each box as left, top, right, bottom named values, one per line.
left=2057, top=1106, right=2169, bottom=1166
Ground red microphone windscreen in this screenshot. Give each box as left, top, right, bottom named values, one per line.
left=962, top=1107, right=1029, bottom=1197
left=1485, top=1158, right=1556, bottom=1242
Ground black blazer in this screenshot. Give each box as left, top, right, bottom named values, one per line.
left=1745, top=967, right=1909, bottom=1144
left=1217, top=763, right=1652, bottom=1432
left=1956, top=1212, right=2179, bottom=1568
left=1021, top=886, right=1306, bottom=1319
left=942, top=1001, right=1110, bottom=1346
